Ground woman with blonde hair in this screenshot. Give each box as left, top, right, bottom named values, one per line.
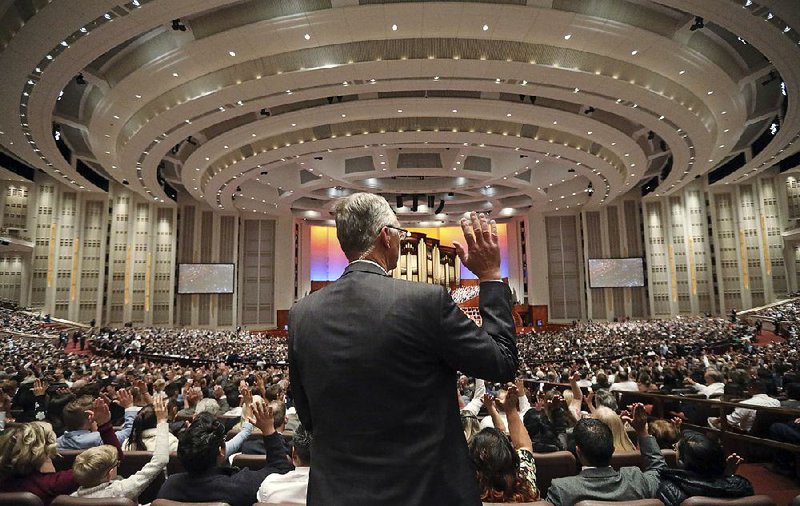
left=0, top=397, right=121, bottom=505
left=592, top=406, right=636, bottom=453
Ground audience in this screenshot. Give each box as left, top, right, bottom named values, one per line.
left=72, top=396, right=170, bottom=500
left=657, top=431, right=752, bottom=506
left=257, top=423, right=313, bottom=503
left=0, top=398, right=120, bottom=505
left=57, top=390, right=136, bottom=449
left=469, top=385, right=539, bottom=503
left=545, top=404, right=665, bottom=505
left=157, top=402, right=292, bottom=506
left=0, top=302, right=798, bottom=505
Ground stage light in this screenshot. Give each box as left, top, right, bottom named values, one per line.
left=171, top=19, right=187, bottom=31
left=690, top=16, right=704, bottom=31
left=587, top=182, right=594, bottom=195
left=75, top=73, right=86, bottom=85
left=647, top=131, right=655, bottom=140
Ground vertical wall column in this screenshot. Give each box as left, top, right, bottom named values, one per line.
left=239, top=219, right=276, bottom=327
left=526, top=212, right=549, bottom=307
left=545, top=215, right=582, bottom=321
left=274, top=217, right=294, bottom=321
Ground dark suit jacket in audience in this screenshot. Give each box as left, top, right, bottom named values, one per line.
left=289, top=261, right=518, bottom=506
left=157, top=432, right=292, bottom=506
left=545, top=436, right=667, bottom=506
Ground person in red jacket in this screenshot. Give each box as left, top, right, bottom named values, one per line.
left=0, top=397, right=121, bottom=505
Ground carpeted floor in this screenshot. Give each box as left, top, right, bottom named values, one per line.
left=64, top=339, right=90, bottom=355
left=754, top=329, right=785, bottom=347
left=738, top=463, right=799, bottom=505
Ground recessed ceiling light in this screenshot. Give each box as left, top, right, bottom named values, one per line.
left=587, top=131, right=592, bottom=135
left=553, top=121, right=557, bottom=125
left=631, top=50, right=638, bottom=55
left=391, top=24, right=398, bottom=31
left=304, top=33, right=311, bottom=40
left=707, top=91, right=713, bottom=95
left=113, top=115, right=119, bottom=119
left=135, top=94, right=142, bottom=99
left=452, top=109, right=458, bottom=113
left=433, top=76, right=440, bottom=80
left=341, top=114, right=346, bottom=117
left=482, top=24, right=489, bottom=31
left=291, top=123, right=296, bottom=127
left=564, top=34, right=572, bottom=40
left=506, top=113, right=511, bottom=117
left=397, top=109, right=403, bottom=113
left=229, top=51, right=236, bottom=56
left=172, top=72, right=179, bottom=77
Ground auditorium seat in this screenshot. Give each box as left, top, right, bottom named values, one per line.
left=609, top=449, right=678, bottom=470
left=231, top=453, right=267, bottom=470
left=575, top=501, right=663, bottom=506
left=54, top=449, right=84, bottom=472
left=679, top=496, right=776, bottom=506
left=531, top=451, right=577, bottom=495
left=151, top=500, right=231, bottom=506
left=51, top=496, right=136, bottom=506
left=0, top=491, right=43, bottom=506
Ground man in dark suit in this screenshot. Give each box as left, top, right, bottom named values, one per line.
left=546, top=404, right=666, bottom=505
left=289, top=192, right=518, bottom=506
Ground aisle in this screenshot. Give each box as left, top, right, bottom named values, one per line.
left=754, top=329, right=785, bottom=347
left=737, top=463, right=799, bottom=505
left=64, top=338, right=91, bottom=355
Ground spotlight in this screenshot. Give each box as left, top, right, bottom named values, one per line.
left=447, top=192, right=454, bottom=197
left=427, top=195, right=435, bottom=209
left=647, top=131, right=655, bottom=140
left=75, top=73, right=86, bottom=85
left=412, top=195, right=419, bottom=212
left=260, top=171, right=268, bottom=175
left=171, top=19, right=187, bottom=31
left=259, top=108, right=271, bottom=117
left=396, top=195, right=404, bottom=208
left=689, top=16, right=704, bottom=31
left=435, top=199, right=445, bottom=214
left=584, top=106, right=595, bottom=114
left=587, top=182, right=594, bottom=195
left=236, top=186, right=241, bottom=192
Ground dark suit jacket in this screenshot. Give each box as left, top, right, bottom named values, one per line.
left=545, top=436, right=667, bottom=506
left=289, top=261, right=518, bottom=506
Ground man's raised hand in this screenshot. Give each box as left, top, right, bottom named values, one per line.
left=453, top=211, right=501, bottom=282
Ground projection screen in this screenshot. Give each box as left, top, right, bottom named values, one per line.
left=178, top=264, right=235, bottom=294
left=588, top=258, right=645, bottom=288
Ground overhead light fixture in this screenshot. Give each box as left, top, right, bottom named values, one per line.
left=584, top=106, right=595, bottom=114
left=304, top=33, right=311, bottom=40
left=75, top=73, right=86, bottom=85
left=391, top=24, right=398, bottom=31
left=435, top=199, right=445, bottom=214
left=690, top=16, right=704, bottom=31
left=171, top=19, right=187, bottom=31
left=586, top=182, right=594, bottom=195
left=647, top=131, right=655, bottom=140
left=482, top=24, right=489, bottom=31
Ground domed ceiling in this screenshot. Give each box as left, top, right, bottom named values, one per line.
left=0, top=0, right=798, bottom=224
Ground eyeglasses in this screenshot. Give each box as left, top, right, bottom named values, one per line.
left=384, top=225, right=410, bottom=239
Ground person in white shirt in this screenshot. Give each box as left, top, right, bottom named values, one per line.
left=257, top=423, right=312, bottom=504
left=709, top=380, right=781, bottom=432
left=608, top=370, right=639, bottom=393
left=684, top=368, right=726, bottom=398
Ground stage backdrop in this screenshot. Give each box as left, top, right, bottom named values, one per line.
left=310, top=224, right=509, bottom=281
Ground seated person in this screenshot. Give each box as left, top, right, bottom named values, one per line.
left=71, top=396, right=170, bottom=500
left=649, top=419, right=681, bottom=450
left=124, top=402, right=179, bottom=451
left=157, top=401, right=292, bottom=506
left=257, top=423, right=312, bottom=503
left=0, top=398, right=120, bottom=505
left=242, top=399, right=287, bottom=455
left=657, top=431, right=752, bottom=506
left=57, top=389, right=136, bottom=449
left=684, top=368, right=725, bottom=398
left=545, top=403, right=665, bottom=506
left=593, top=406, right=635, bottom=453
left=708, top=379, right=780, bottom=432
left=471, top=384, right=538, bottom=503
left=480, top=379, right=531, bottom=431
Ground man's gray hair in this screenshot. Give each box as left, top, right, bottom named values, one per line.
left=332, top=193, right=395, bottom=259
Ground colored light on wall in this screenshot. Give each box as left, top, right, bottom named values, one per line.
left=309, top=224, right=508, bottom=281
